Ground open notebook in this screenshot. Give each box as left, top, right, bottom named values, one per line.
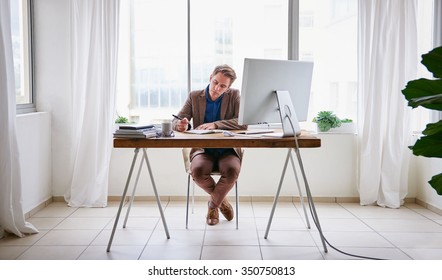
left=184, top=129, right=223, bottom=135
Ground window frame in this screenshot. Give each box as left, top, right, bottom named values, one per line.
left=16, top=0, right=36, bottom=114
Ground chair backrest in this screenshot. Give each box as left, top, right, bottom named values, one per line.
left=182, top=148, right=192, bottom=174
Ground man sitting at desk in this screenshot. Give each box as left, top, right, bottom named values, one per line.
left=172, top=64, right=247, bottom=226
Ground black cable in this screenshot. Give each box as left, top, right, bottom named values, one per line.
left=286, top=114, right=385, bottom=260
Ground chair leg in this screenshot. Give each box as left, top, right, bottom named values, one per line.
left=235, top=181, right=239, bottom=229
left=186, top=174, right=191, bottom=229
left=192, top=181, right=195, bottom=214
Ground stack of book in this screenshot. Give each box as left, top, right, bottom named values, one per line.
left=114, top=124, right=158, bottom=138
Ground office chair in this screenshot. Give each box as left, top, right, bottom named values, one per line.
left=182, top=148, right=239, bottom=229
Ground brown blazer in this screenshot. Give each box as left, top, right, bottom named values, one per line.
left=172, top=88, right=248, bottom=161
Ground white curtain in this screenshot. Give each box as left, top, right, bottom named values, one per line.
left=0, top=0, right=38, bottom=238
left=357, top=0, right=418, bottom=208
left=65, top=0, right=120, bottom=207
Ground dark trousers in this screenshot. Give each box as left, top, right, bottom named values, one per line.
left=190, top=151, right=240, bottom=208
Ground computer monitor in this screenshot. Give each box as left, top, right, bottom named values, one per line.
left=238, top=58, right=314, bottom=136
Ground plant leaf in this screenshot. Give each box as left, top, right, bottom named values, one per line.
left=429, top=173, right=442, bottom=195
left=402, top=79, right=442, bottom=110
left=421, top=45, right=442, bottom=78
left=411, top=133, right=442, bottom=158
left=423, top=120, right=442, bottom=136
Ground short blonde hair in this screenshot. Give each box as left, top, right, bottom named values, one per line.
left=212, top=64, right=237, bottom=86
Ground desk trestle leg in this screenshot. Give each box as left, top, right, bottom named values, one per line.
left=107, top=148, right=140, bottom=252
left=142, top=148, right=170, bottom=239
left=289, top=152, right=311, bottom=229
left=107, top=148, right=170, bottom=253
left=123, top=152, right=145, bottom=228
left=264, top=148, right=328, bottom=253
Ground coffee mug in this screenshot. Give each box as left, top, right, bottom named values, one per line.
left=161, top=120, right=174, bottom=137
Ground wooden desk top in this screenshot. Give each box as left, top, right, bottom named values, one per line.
left=114, top=131, right=321, bottom=149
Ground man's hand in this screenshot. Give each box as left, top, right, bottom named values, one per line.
left=175, top=118, right=190, bottom=132
left=196, top=123, right=216, bottom=130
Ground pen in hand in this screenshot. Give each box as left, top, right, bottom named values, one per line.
left=172, top=114, right=191, bottom=131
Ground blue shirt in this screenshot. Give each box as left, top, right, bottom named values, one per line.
left=203, top=85, right=232, bottom=157
left=204, top=85, right=223, bottom=123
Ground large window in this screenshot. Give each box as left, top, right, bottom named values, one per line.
left=299, top=0, right=357, bottom=122
left=116, top=0, right=435, bottom=127
left=116, top=0, right=287, bottom=123
left=11, top=0, right=34, bottom=113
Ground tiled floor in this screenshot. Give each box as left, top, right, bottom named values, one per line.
left=1, top=200, right=442, bottom=260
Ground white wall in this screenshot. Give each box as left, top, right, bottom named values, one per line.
left=33, top=0, right=73, bottom=199
left=16, top=113, right=52, bottom=213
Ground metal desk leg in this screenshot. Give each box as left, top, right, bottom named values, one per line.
left=107, top=148, right=140, bottom=252
left=292, top=147, right=328, bottom=253
left=264, top=148, right=327, bottom=253
left=123, top=153, right=145, bottom=228
left=142, top=149, right=170, bottom=239
left=264, top=149, right=291, bottom=239
left=289, top=152, right=311, bottom=229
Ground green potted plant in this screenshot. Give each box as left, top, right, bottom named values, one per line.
left=312, top=111, right=354, bottom=133
left=402, top=45, right=442, bottom=195
left=115, top=115, right=129, bottom=124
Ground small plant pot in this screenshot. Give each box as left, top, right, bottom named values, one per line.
left=316, top=122, right=355, bottom=134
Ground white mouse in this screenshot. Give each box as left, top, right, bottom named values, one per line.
left=223, top=131, right=234, bottom=137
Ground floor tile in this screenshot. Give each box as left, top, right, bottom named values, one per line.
left=314, top=218, right=373, bottom=232
left=401, top=248, right=442, bottom=260
left=321, top=247, right=412, bottom=260
left=363, top=219, right=442, bottom=232
left=26, top=217, right=64, bottom=230
left=92, top=229, right=154, bottom=246
left=0, top=231, right=47, bottom=246
left=34, top=229, right=101, bottom=246
left=310, top=231, right=395, bottom=248
left=258, top=230, right=316, bottom=246
left=204, top=229, right=259, bottom=246
left=255, top=217, right=307, bottom=231
left=147, top=229, right=204, bottom=246
left=55, top=217, right=113, bottom=230
left=79, top=245, right=144, bottom=260
left=380, top=232, right=442, bottom=248
left=17, top=245, right=87, bottom=260
left=342, top=205, right=426, bottom=219
left=121, top=206, right=165, bottom=217
left=261, top=246, right=323, bottom=260
left=0, top=246, right=30, bottom=260
left=31, top=207, right=77, bottom=218
left=205, top=217, right=254, bottom=231
left=70, top=207, right=119, bottom=218
left=106, top=217, right=160, bottom=230
left=140, top=245, right=202, bottom=260
left=301, top=203, right=355, bottom=219
left=201, top=245, right=261, bottom=260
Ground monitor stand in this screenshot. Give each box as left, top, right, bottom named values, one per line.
left=274, top=90, right=301, bottom=137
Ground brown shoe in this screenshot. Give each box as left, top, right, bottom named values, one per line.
left=219, top=199, right=234, bottom=221
left=206, top=205, right=219, bottom=226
